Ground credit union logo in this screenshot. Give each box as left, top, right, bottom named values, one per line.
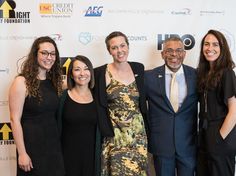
left=39, top=3, right=74, bottom=18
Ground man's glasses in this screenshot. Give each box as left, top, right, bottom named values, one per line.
left=164, top=48, right=184, bottom=55
left=39, top=50, right=56, bottom=58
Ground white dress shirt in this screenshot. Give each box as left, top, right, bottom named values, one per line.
left=165, top=65, right=187, bottom=109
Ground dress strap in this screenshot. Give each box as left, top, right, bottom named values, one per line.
left=106, top=66, right=113, bottom=79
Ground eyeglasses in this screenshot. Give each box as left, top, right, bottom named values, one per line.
left=164, top=48, right=184, bottom=55
left=39, top=50, right=56, bottom=58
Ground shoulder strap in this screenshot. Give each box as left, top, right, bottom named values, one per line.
left=106, top=66, right=113, bottom=79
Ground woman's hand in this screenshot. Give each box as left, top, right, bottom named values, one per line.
left=18, top=153, right=33, bottom=172
left=220, top=96, right=236, bottom=139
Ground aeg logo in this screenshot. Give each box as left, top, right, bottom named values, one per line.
left=84, top=6, right=103, bottom=17
left=157, top=34, right=195, bottom=50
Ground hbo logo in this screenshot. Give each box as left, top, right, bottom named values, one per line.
left=157, top=34, right=195, bottom=50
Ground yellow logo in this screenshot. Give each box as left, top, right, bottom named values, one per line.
left=0, top=0, right=30, bottom=23
left=63, top=57, right=71, bottom=75
left=0, top=0, right=15, bottom=18
left=0, top=123, right=12, bottom=140
left=39, top=3, right=52, bottom=14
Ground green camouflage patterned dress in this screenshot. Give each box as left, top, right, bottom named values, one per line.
left=101, top=70, right=148, bottom=176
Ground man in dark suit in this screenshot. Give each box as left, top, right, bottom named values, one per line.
left=145, top=36, right=198, bottom=176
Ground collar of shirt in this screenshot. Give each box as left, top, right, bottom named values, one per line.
left=165, top=65, right=184, bottom=75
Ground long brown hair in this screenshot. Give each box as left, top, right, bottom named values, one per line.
left=197, top=29, right=235, bottom=92
left=20, top=36, right=62, bottom=100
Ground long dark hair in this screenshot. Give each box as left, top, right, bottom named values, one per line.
left=20, top=36, right=62, bottom=100
left=197, top=29, right=235, bottom=92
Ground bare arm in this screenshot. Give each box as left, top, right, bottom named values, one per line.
left=220, top=96, right=236, bottom=139
left=9, top=76, right=33, bottom=171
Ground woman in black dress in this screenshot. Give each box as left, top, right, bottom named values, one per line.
left=197, top=29, right=236, bottom=176
left=9, top=36, right=64, bottom=175
left=59, top=55, right=99, bottom=176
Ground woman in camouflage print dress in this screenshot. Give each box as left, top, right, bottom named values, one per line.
left=94, top=31, right=148, bottom=176
left=101, top=69, right=148, bottom=176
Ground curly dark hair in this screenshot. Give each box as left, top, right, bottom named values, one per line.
left=197, top=29, right=235, bottom=92
left=20, top=36, right=62, bottom=100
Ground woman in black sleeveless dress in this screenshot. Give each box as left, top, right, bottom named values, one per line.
left=9, top=36, right=65, bottom=176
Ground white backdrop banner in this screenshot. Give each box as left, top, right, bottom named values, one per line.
left=1, top=0, right=236, bottom=175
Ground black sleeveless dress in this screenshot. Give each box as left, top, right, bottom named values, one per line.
left=17, top=79, right=65, bottom=176
left=61, top=94, right=97, bottom=176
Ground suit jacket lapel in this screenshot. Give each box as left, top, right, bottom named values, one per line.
left=178, top=65, right=192, bottom=112
left=155, top=65, right=173, bottom=110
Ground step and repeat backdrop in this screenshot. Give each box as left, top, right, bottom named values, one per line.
left=0, top=0, right=236, bottom=175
